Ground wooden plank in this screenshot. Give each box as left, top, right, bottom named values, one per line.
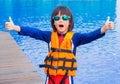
left=0, top=32, right=44, bottom=84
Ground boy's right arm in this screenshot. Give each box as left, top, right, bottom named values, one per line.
left=5, top=17, right=51, bottom=43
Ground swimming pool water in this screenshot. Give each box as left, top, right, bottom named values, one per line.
left=0, top=0, right=120, bottom=84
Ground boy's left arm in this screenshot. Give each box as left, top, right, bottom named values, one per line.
left=72, top=17, right=114, bottom=46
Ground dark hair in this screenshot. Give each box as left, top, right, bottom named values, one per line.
left=51, top=6, right=74, bottom=32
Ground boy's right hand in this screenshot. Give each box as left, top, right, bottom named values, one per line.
left=5, top=17, right=20, bottom=32
left=5, top=17, right=15, bottom=30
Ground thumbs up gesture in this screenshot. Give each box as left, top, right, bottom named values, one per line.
left=5, top=17, right=20, bottom=32
left=5, top=17, right=15, bottom=30
left=105, top=16, right=114, bottom=30
left=101, top=16, right=114, bottom=34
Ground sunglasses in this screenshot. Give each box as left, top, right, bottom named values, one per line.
left=53, top=15, right=70, bottom=21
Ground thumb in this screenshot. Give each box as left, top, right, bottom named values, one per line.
left=105, top=16, right=110, bottom=25
left=9, top=16, right=14, bottom=25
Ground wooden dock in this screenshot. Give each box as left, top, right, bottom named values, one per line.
left=0, top=32, right=44, bottom=84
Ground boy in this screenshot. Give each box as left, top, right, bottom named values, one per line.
left=6, top=6, right=114, bottom=84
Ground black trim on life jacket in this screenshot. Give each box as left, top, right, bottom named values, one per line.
left=40, top=64, right=77, bottom=70
left=51, top=48, right=72, bottom=53
left=39, top=56, right=77, bottom=71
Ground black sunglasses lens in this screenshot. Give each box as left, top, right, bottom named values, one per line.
left=62, top=16, right=70, bottom=20
left=54, top=16, right=60, bottom=21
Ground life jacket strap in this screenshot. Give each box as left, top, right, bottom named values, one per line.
left=44, top=56, right=76, bottom=63
left=40, top=55, right=77, bottom=70
left=39, top=64, right=77, bottom=70
left=51, top=48, right=72, bottom=53
left=60, top=70, right=68, bottom=84
left=40, top=64, right=77, bottom=70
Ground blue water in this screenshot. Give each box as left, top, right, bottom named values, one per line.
left=0, top=0, right=120, bottom=84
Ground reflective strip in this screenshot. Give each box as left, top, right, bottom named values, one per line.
left=46, top=76, right=48, bottom=84
left=69, top=76, right=71, bottom=84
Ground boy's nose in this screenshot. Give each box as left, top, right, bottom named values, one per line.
left=59, top=17, right=63, bottom=21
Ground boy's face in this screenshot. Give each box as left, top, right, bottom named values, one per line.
left=54, top=11, right=70, bottom=34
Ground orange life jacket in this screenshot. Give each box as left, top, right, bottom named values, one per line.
left=42, top=31, right=77, bottom=76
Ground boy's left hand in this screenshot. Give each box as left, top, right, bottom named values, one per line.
left=101, top=16, right=114, bottom=34
left=105, top=16, right=114, bottom=30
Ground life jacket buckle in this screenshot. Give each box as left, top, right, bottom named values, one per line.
left=57, top=49, right=61, bottom=52
left=54, top=66, right=58, bottom=69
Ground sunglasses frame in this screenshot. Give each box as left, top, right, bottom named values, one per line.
left=53, top=15, right=70, bottom=21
